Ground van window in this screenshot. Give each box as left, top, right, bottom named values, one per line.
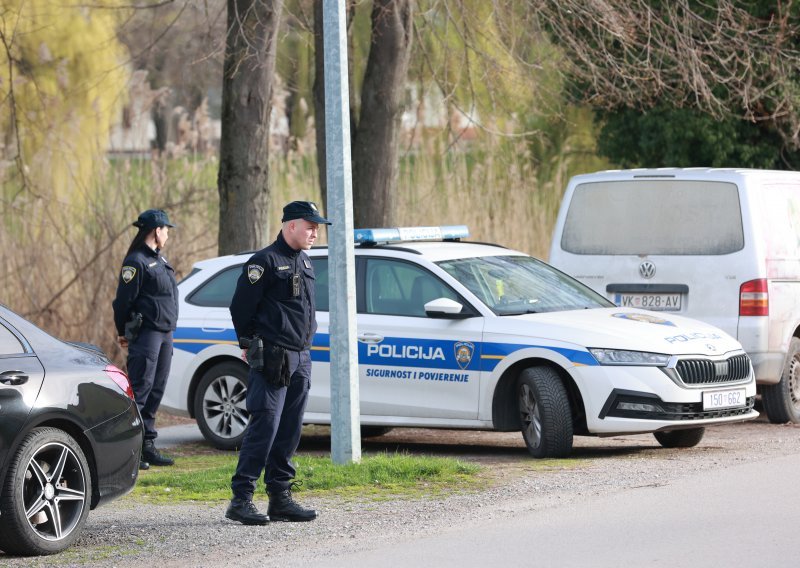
left=561, top=180, right=744, bottom=255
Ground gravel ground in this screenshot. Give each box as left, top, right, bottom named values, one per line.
left=3, top=414, right=799, bottom=568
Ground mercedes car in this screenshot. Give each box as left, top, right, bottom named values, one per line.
left=0, top=305, right=142, bottom=556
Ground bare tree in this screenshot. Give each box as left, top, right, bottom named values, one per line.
left=218, top=0, right=285, bottom=255
left=313, top=0, right=412, bottom=229
left=529, top=0, right=800, bottom=150
left=351, top=0, right=414, bottom=228
left=312, top=0, right=329, bottom=214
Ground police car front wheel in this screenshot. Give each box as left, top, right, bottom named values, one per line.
left=517, top=367, right=573, bottom=459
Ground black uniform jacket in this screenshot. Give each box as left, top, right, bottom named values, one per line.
left=229, top=231, right=317, bottom=352
left=112, top=244, right=179, bottom=336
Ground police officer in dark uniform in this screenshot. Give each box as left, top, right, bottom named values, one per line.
left=225, top=201, right=330, bottom=525
left=112, top=209, right=178, bottom=470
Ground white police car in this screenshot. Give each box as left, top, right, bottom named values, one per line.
left=163, top=226, right=758, bottom=458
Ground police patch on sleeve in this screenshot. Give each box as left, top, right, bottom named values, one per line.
left=248, top=264, right=265, bottom=284
left=121, top=266, right=137, bottom=284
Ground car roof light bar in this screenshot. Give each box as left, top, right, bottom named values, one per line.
left=354, top=225, right=470, bottom=245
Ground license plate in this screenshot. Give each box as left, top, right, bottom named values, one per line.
left=703, top=388, right=746, bottom=410
left=614, top=293, right=682, bottom=311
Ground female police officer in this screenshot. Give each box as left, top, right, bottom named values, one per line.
left=112, top=209, right=178, bottom=470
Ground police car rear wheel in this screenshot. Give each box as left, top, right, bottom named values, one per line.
left=653, top=428, right=705, bottom=448
left=517, top=367, right=573, bottom=458
left=194, top=362, right=250, bottom=450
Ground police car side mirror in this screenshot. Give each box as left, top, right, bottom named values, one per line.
left=424, top=298, right=469, bottom=319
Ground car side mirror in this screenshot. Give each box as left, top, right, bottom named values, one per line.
left=424, top=298, right=470, bottom=319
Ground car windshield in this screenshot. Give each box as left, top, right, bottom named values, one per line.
left=436, top=255, right=613, bottom=315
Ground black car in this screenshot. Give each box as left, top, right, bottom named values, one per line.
left=0, top=305, right=142, bottom=556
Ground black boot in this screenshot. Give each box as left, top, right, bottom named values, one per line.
left=139, top=459, right=150, bottom=470
left=142, top=440, right=174, bottom=466
left=225, top=499, right=269, bottom=525
left=268, top=483, right=317, bottom=522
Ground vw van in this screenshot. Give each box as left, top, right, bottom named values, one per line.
left=549, top=168, right=800, bottom=423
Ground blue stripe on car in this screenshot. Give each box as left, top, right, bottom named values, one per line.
left=172, top=327, right=599, bottom=368
left=174, top=327, right=599, bottom=372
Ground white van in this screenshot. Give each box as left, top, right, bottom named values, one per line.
left=549, top=168, right=800, bottom=423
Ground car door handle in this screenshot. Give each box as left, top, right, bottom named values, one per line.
left=357, top=333, right=384, bottom=343
left=0, top=370, right=29, bottom=386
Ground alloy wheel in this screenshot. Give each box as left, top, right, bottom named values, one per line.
left=23, top=442, right=87, bottom=542
left=202, top=373, right=249, bottom=440
left=519, top=383, right=543, bottom=449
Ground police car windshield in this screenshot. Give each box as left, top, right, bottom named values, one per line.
left=436, top=255, right=613, bottom=315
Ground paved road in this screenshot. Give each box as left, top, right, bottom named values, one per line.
left=313, top=449, right=799, bottom=568
left=5, top=418, right=798, bottom=567
left=157, top=422, right=206, bottom=447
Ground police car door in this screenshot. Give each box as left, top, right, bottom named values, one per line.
left=357, top=257, right=483, bottom=420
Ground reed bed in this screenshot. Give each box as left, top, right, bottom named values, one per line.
left=1, top=124, right=608, bottom=367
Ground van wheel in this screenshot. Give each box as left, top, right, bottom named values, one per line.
left=517, top=367, right=573, bottom=458
left=653, top=427, right=705, bottom=448
left=762, top=338, right=800, bottom=424
left=194, top=362, right=250, bottom=450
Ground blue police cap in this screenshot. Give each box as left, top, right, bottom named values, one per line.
left=133, top=209, right=176, bottom=230
left=281, top=201, right=331, bottom=224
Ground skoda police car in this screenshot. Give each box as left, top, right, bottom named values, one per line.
left=163, top=226, right=757, bottom=458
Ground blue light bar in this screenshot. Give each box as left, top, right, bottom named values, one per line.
left=354, top=225, right=470, bottom=245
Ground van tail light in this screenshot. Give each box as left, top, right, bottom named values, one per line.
left=740, top=279, right=769, bottom=316
left=105, top=365, right=135, bottom=400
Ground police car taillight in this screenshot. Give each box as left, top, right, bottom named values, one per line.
left=739, top=279, right=769, bottom=317
left=105, top=365, right=135, bottom=400
left=354, top=225, right=469, bottom=245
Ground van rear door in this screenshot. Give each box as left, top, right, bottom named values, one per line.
left=548, top=175, right=749, bottom=338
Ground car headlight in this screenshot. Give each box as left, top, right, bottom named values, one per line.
left=589, top=348, right=671, bottom=366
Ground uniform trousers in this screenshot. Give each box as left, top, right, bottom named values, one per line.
left=127, top=328, right=173, bottom=442
left=231, top=349, right=311, bottom=500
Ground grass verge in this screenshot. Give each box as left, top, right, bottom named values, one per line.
left=129, top=451, right=482, bottom=503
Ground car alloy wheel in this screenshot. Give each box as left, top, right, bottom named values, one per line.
left=519, top=382, right=543, bottom=449
left=194, top=361, right=250, bottom=450
left=0, top=427, right=91, bottom=555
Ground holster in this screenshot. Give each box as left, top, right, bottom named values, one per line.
left=263, top=342, right=291, bottom=387
left=124, top=312, right=143, bottom=342
left=240, top=337, right=290, bottom=387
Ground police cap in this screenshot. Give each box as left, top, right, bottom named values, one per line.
left=133, top=209, right=176, bottom=230
left=281, top=201, right=331, bottom=225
